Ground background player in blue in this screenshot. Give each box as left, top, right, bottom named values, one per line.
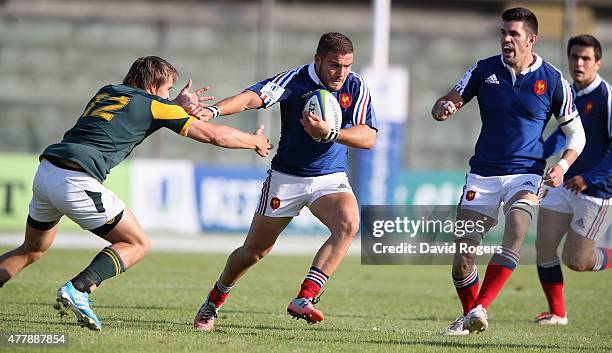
left=192, top=32, right=377, bottom=331
left=431, top=8, right=586, bottom=335
left=534, top=35, right=612, bottom=326
left=0, top=56, right=272, bottom=330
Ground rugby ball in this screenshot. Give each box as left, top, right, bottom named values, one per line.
left=303, top=89, right=342, bottom=143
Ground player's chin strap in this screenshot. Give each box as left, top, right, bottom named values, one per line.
left=505, top=198, right=537, bottom=221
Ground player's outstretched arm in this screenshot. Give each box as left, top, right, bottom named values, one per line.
left=186, top=119, right=272, bottom=157
left=195, top=90, right=264, bottom=121
left=431, top=89, right=464, bottom=121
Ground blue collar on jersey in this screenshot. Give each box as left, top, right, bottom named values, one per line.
left=500, top=53, right=543, bottom=85
left=573, top=74, right=602, bottom=97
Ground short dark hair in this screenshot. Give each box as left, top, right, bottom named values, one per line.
left=567, top=34, right=602, bottom=61
left=316, top=32, right=354, bottom=57
left=502, top=7, right=538, bottom=35
left=122, top=56, right=178, bottom=91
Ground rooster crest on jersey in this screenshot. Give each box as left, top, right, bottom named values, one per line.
left=303, top=89, right=343, bottom=143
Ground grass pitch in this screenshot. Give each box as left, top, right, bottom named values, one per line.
left=0, top=247, right=610, bottom=353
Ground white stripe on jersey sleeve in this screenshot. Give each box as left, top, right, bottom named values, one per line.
left=548, top=63, right=578, bottom=120
left=260, top=65, right=304, bottom=107
left=560, top=77, right=575, bottom=118
left=454, top=62, right=478, bottom=96
left=559, top=76, right=569, bottom=116
left=272, top=65, right=303, bottom=87
left=605, top=79, right=612, bottom=138
left=351, top=73, right=370, bottom=125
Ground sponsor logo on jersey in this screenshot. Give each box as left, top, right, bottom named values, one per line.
left=466, top=190, right=476, bottom=201
left=534, top=80, right=547, bottom=95
left=340, top=92, right=352, bottom=109
left=270, top=197, right=281, bottom=210
left=585, top=101, right=593, bottom=115
left=575, top=218, right=585, bottom=229
left=484, top=74, right=499, bottom=84
left=337, top=183, right=349, bottom=189
left=522, top=181, right=535, bottom=187
left=106, top=217, right=116, bottom=225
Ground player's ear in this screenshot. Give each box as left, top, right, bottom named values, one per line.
left=528, top=33, right=538, bottom=48
left=147, top=85, right=157, bottom=95
left=314, top=53, right=322, bottom=66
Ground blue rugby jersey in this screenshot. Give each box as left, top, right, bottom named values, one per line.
left=247, top=63, right=377, bottom=177
left=454, top=54, right=578, bottom=177
left=543, top=75, right=611, bottom=198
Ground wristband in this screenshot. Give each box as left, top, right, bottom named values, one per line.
left=556, top=159, right=569, bottom=174
left=325, top=127, right=339, bottom=142
left=205, top=105, right=220, bottom=119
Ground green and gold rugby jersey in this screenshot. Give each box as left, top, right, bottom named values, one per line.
left=42, top=84, right=195, bottom=182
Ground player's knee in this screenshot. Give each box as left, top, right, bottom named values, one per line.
left=20, top=247, right=44, bottom=264
left=26, top=250, right=45, bottom=264
left=138, top=235, right=151, bottom=256
left=19, top=243, right=46, bottom=264
left=121, top=231, right=150, bottom=256
left=334, top=216, right=359, bottom=240
left=242, top=245, right=271, bottom=265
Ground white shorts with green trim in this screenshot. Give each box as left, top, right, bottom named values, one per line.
left=28, top=159, right=125, bottom=230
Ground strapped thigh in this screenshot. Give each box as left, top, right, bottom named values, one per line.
left=506, top=198, right=537, bottom=221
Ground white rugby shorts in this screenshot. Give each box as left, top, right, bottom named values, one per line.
left=256, top=170, right=353, bottom=217
left=540, top=186, right=611, bottom=241
left=458, top=173, right=543, bottom=220
left=28, top=159, right=125, bottom=230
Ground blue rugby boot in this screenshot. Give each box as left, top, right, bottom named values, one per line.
left=54, top=281, right=101, bottom=331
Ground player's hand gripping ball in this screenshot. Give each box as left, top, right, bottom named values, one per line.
left=303, top=89, right=342, bottom=143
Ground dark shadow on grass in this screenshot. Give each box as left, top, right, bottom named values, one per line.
left=0, top=303, right=451, bottom=322
left=219, top=322, right=368, bottom=333
left=363, top=339, right=607, bottom=351
left=2, top=301, right=51, bottom=307
left=92, top=304, right=187, bottom=311
left=188, top=326, right=611, bottom=351
left=271, top=335, right=605, bottom=351
left=1, top=317, right=82, bottom=328
left=220, top=309, right=284, bottom=316
left=2, top=301, right=188, bottom=311
left=222, top=309, right=438, bottom=322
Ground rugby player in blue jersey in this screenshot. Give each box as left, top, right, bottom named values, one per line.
left=534, top=34, right=611, bottom=326
left=192, top=32, right=377, bottom=331
left=431, top=8, right=585, bottom=335
left=0, top=56, right=272, bottom=330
